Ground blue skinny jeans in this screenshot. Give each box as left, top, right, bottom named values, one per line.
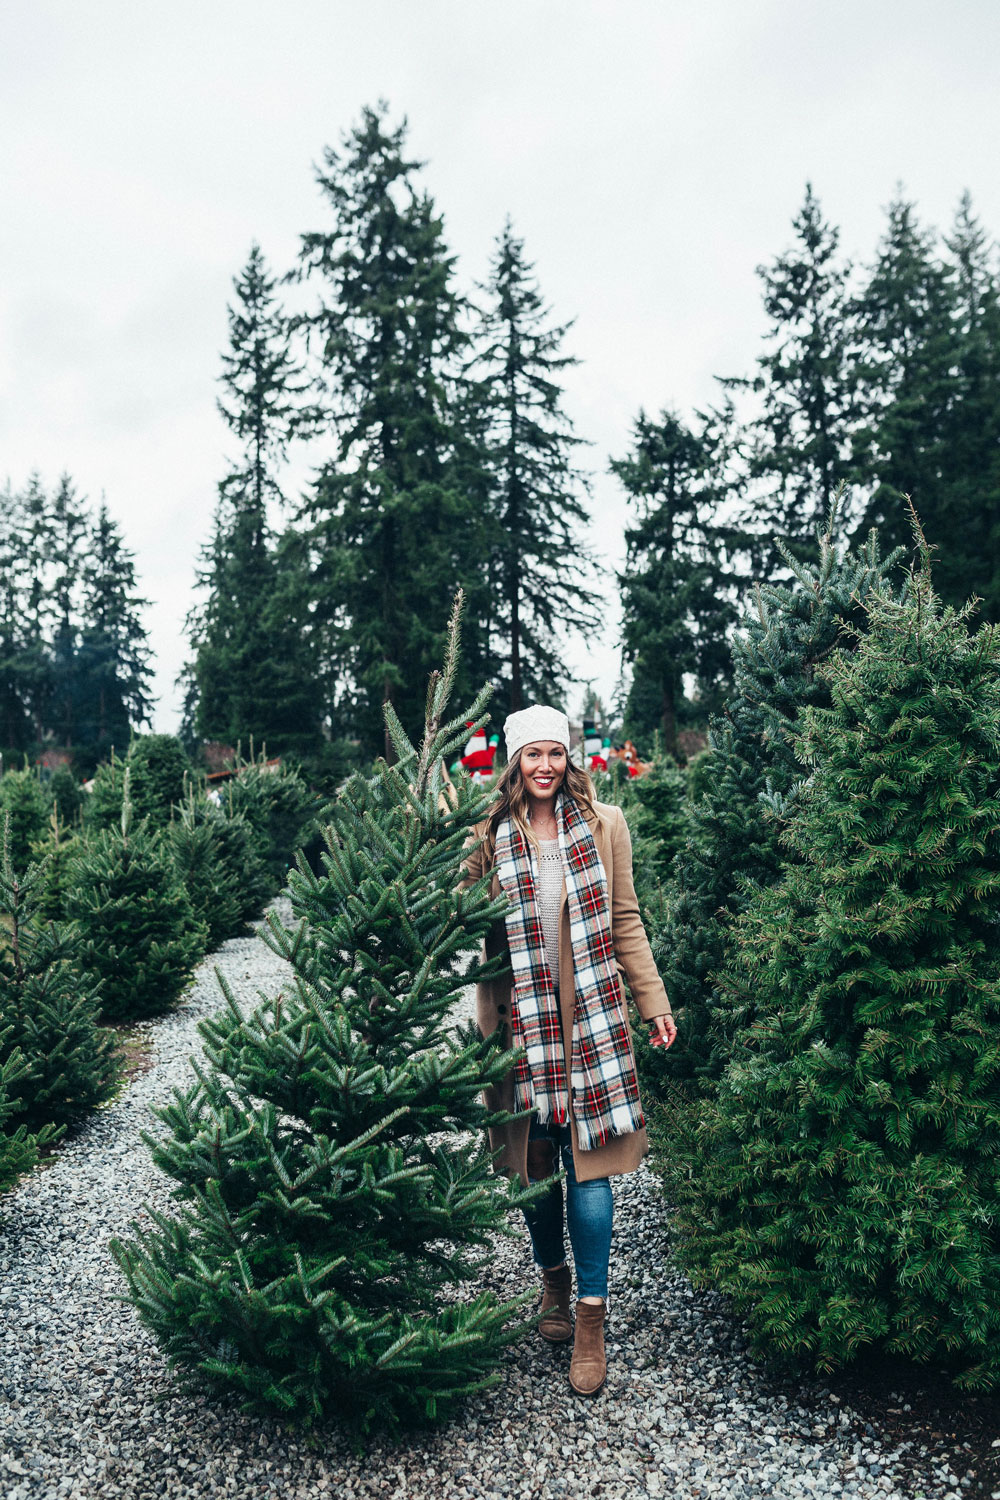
left=522, top=1116, right=613, bottom=1300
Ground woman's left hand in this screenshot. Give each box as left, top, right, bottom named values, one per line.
left=648, top=1014, right=677, bottom=1049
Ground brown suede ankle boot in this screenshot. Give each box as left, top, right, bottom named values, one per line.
left=569, top=1299, right=606, bottom=1395
left=538, top=1264, right=573, bottom=1343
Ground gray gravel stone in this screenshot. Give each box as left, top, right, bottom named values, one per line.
left=0, top=902, right=970, bottom=1499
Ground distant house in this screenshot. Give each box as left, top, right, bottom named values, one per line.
left=202, top=741, right=236, bottom=774
left=206, top=756, right=282, bottom=786
left=36, top=748, right=73, bottom=776
left=677, top=729, right=709, bottom=762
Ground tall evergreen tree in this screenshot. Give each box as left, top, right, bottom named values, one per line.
left=850, top=193, right=957, bottom=572
left=469, top=218, right=600, bottom=715
left=188, top=244, right=319, bottom=757
left=941, top=193, right=1000, bottom=618
left=724, top=187, right=860, bottom=563
left=47, top=473, right=90, bottom=746
left=0, top=484, right=30, bottom=754
left=0, top=476, right=150, bottom=764
left=296, top=104, right=490, bottom=758
left=218, top=242, right=315, bottom=515
left=75, top=502, right=153, bottom=766
left=0, top=476, right=50, bottom=752
left=613, top=408, right=735, bottom=758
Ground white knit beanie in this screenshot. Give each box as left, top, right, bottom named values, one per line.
left=503, top=705, right=570, bottom=762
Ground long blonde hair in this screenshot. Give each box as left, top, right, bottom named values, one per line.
left=481, top=753, right=600, bottom=869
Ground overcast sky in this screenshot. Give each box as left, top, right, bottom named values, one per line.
left=2, top=0, right=999, bottom=732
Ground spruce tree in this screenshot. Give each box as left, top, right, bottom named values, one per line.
left=0, top=476, right=49, bottom=753
left=723, top=186, right=860, bottom=564
left=198, top=796, right=272, bottom=929
left=0, top=477, right=151, bottom=766
left=651, top=498, right=903, bottom=1082
left=469, top=218, right=600, bottom=715
left=187, top=244, right=320, bottom=757
left=296, top=104, right=490, bottom=758
left=113, top=597, right=530, bottom=1435
left=624, top=757, right=689, bottom=896
left=941, top=193, right=1000, bottom=619
left=76, top=502, right=154, bottom=769
left=83, top=749, right=128, bottom=830
left=47, top=473, right=90, bottom=748
left=0, top=1041, right=51, bottom=1194
left=168, top=791, right=245, bottom=951
left=669, top=530, right=1000, bottom=1388
left=224, top=754, right=319, bottom=896
left=850, top=194, right=957, bottom=572
left=614, top=408, right=736, bottom=757
left=32, top=809, right=81, bottom=923
left=0, top=767, right=49, bottom=871
left=68, top=770, right=206, bottom=1021
left=0, top=830, right=117, bottom=1130
left=85, top=735, right=190, bottom=832
left=47, top=764, right=82, bottom=825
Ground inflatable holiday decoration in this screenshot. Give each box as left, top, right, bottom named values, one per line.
left=453, top=725, right=500, bottom=782
left=583, top=720, right=607, bottom=772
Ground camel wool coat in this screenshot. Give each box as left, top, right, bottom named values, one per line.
left=460, top=798, right=671, bottom=1184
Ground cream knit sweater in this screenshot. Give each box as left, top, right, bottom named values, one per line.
left=536, top=837, right=565, bottom=990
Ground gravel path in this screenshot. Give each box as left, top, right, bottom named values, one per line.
left=0, top=906, right=982, bottom=1500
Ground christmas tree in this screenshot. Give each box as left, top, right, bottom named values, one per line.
left=197, top=796, right=272, bottom=931
left=651, top=497, right=903, bottom=1081
left=32, top=808, right=80, bottom=922
left=85, top=735, right=190, bottom=833
left=0, top=767, right=48, bottom=872
left=167, top=790, right=245, bottom=951
left=224, top=752, right=319, bottom=896
left=0, top=1039, right=54, bottom=1193
left=0, top=826, right=117, bottom=1130
left=67, top=770, right=206, bottom=1021
left=669, top=520, right=1000, bottom=1386
left=112, top=597, right=531, bottom=1436
left=47, top=765, right=82, bottom=826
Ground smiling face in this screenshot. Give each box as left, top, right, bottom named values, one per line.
left=518, top=740, right=567, bottom=806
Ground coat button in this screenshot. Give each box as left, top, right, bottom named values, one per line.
left=497, top=1004, right=507, bottom=1015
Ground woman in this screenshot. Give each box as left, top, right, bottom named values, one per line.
left=461, top=704, right=676, bottom=1395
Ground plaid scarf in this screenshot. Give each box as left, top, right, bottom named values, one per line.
left=494, top=793, right=644, bottom=1151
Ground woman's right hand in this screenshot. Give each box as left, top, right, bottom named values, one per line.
left=648, top=1013, right=677, bottom=1049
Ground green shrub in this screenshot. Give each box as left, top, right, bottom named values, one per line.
left=85, top=735, right=191, bottom=833
left=167, top=795, right=245, bottom=951
left=224, top=756, right=319, bottom=895
left=129, top=735, right=191, bottom=825
left=0, top=768, right=48, bottom=871
left=113, top=605, right=531, bottom=1437
left=667, top=553, right=1000, bottom=1388
left=200, top=798, right=272, bottom=929
left=684, top=749, right=715, bottom=804
left=0, top=1040, right=56, bottom=1194
left=0, top=840, right=117, bottom=1130
left=31, top=811, right=81, bottom=923
left=625, top=758, right=689, bottom=892
left=47, top=765, right=82, bottom=826
left=83, top=751, right=127, bottom=831
left=68, top=771, right=206, bottom=1021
